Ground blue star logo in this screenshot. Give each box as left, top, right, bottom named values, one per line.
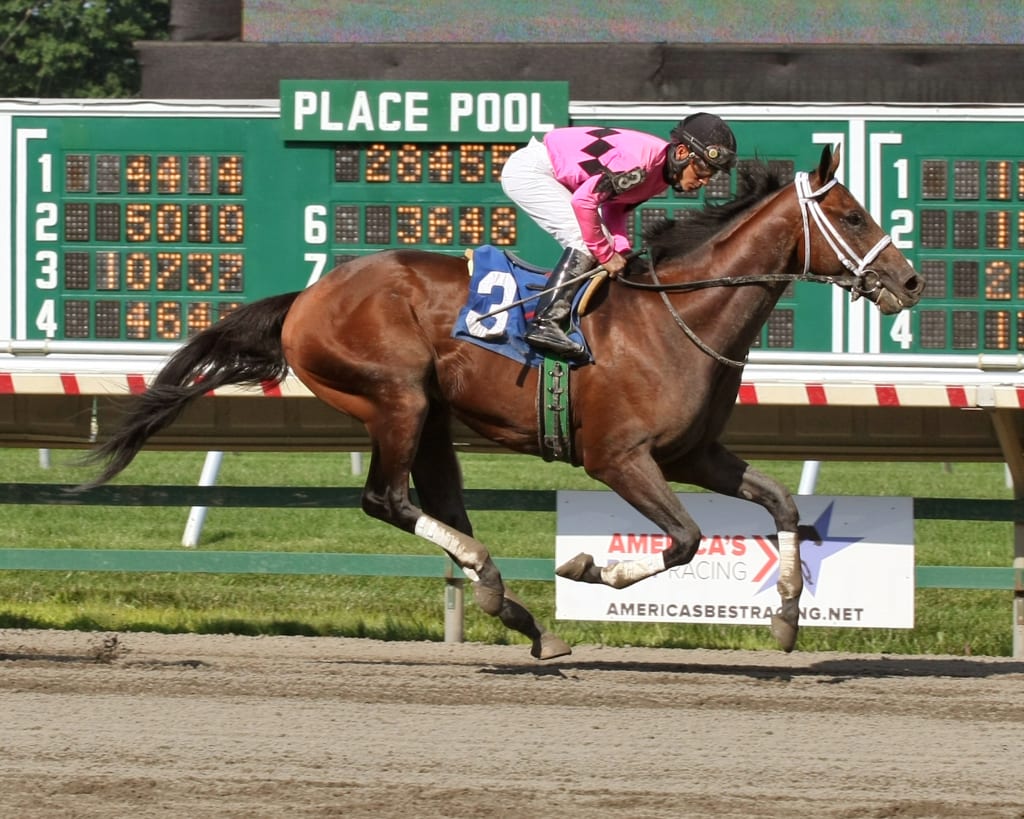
left=757, top=502, right=863, bottom=596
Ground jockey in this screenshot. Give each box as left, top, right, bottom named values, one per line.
left=501, top=112, right=738, bottom=360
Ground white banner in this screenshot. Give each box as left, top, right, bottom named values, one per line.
left=555, top=492, right=914, bottom=628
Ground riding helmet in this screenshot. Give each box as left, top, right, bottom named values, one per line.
left=670, top=113, right=738, bottom=173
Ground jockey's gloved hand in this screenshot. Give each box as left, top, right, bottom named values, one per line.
left=602, top=252, right=628, bottom=279
left=612, top=248, right=647, bottom=279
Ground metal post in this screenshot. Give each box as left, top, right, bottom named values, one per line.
left=444, top=572, right=465, bottom=643
left=798, top=460, right=821, bottom=495
left=1015, top=555, right=1024, bottom=659
left=988, top=410, right=1024, bottom=658
left=181, top=450, right=224, bottom=549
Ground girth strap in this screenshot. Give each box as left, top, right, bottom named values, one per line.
left=538, top=357, right=573, bottom=463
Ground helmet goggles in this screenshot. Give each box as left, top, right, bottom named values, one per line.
left=678, top=128, right=737, bottom=176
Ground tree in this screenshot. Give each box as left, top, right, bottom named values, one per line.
left=0, top=0, right=170, bottom=98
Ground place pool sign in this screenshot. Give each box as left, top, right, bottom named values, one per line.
left=554, top=492, right=915, bottom=629
left=280, top=80, right=569, bottom=142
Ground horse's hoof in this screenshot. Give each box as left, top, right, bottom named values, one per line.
left=531, top=632, right=572, bottom=661
left=556, top=552, right=601, bottom=584
left=770, top=614, right=799, bottom=653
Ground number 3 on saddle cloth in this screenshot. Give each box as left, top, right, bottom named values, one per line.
left=452, top=244, right=594, bottom=367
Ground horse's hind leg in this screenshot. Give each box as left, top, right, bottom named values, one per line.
left=408, top=404, right=475, bottom=535
left=411, top=403, right=571, bottom=661
left=360, top=411, right=506, bottom=614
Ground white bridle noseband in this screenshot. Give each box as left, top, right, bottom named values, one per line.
left=795, top=172, right=892, bottom=294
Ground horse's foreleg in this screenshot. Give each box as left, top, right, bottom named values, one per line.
left=557, top=451, right=703, bottom=588
left=667, top=443, right=804, bottom=652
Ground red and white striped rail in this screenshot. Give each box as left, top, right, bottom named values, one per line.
left=735, top=380, right=1024, bottom=409
left=2, top=361, right=1023, bottom=408
left=0, top=370, right=312, bottom=398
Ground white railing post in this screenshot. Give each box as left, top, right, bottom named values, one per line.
left=798, top=460, right=821, bottom=495
left=989, top=410, right=1024, bottom=658
left=181, top=451, right=224, bottom=548
left=444, top=572, right=465, bottom=643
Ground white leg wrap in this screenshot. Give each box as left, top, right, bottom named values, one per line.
left=776, top=530, right=802, bottom=599
left=600, top=553, right=666, bottom=589
left=414, top=515, right=481, bottom=581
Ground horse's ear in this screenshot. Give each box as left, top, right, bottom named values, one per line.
left=817, top=143, right=842, bottom=183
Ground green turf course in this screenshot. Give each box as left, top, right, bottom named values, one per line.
left=0, top=448, right=1016, bottom=655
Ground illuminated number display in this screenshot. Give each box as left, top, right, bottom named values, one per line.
left=914, top=155, right=1024, bottom=352
left=11, top=102, right=1024, bottom=357
left=331, top=143, right=519, bottom=249
left=57, top=152, right=246, bottom=340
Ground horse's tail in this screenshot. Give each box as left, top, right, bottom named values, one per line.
left=78, top=291, right=301, bottom=489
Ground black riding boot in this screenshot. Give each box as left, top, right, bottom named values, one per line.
left=524, top=248, right=595, bottom=360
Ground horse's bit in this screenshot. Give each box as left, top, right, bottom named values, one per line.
left=620, top=172, right=895, bottom=368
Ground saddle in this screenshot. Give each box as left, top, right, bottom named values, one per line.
left=452, top=245, right=606, bottom=368
left=453, top=246, right=603, bottom=463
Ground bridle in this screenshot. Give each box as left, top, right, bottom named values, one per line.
left=617, top=171, right=895, bottom=368
left=794, top=172, right=892, bottom=302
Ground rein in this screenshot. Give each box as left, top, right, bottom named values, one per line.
left=618, top=171, right=892, bottom=368
left=639, top=261, right=748, bottom=368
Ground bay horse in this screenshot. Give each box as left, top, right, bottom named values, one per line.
left=82, top=145, right=922, bottom=660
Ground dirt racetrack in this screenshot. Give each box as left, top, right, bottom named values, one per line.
left=2, top=629, right=1023, bottom=819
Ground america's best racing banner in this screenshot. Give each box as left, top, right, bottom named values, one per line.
left=554, top=492, right=914, bottom=628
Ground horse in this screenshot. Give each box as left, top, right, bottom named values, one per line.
left=81, top=144, right=923, bottom=661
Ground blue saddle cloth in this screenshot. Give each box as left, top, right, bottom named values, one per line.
left=452, top=245, right=592, bottom=367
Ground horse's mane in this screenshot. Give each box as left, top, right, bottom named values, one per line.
left=643, top=161, right=785, bottom=264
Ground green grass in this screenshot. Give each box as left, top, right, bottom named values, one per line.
left=0, top=448, right=1016, bottom=655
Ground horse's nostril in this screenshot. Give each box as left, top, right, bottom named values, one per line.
left=906, top=274, right=925, bottom=295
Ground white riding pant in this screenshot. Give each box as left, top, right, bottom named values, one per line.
left=500, top=138, right=591, bottom=256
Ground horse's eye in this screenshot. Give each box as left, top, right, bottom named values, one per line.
left=843, top=211, right=865, bottom=228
